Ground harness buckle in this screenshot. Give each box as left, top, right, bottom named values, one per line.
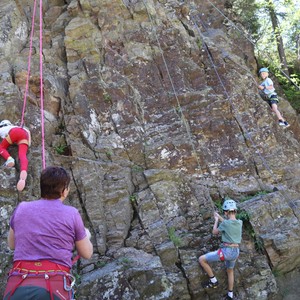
left=217, top=249, right=225, bottom=261
left=22, top=274, right=28, bottom=279
left=63, top=274, right=76, bottom=291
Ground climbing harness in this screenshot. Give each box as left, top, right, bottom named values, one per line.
left=4, top=260, right=75, bottom=300
left=217, top=249, right=225, bottom=261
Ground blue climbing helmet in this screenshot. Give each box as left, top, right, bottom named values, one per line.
left=259, top=67, right=269, bottom=74
left=0, top=120, right=12, bottom=128
left=222, top=199, right=237, bottom=211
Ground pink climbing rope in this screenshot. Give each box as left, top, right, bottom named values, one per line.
left=39, top=0, right=46, bottom=169
left=20, top=0, right=37, bottom=127
left=20, top=0, right=46, bottom=169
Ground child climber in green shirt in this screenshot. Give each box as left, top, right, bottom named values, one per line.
left=199, top=199, right=242, bottom=300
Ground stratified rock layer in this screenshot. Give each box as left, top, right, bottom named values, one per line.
left=0, top=0, right=300, bottom=299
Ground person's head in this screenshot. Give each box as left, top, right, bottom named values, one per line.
left=0, top=120, right=12, bottom=128
left=259, top=67, right=269, bottom=79
left=40, top=166, right=71, bottom=200
left=222, top=199, right=237, bottom=216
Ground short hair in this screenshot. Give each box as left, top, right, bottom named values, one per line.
left=224, top=210, right=237, bottom=214
left=40, top=166, right=71, bottom=199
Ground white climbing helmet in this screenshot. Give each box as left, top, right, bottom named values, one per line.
left=0, top=120, right=12, bottom=128
left=222, top=199, right=237, bottom=211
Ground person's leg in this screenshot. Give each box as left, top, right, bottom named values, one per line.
left=271, top=103, right=284, bottom=121
left=16, top=144, right=28, bottom=191
left=18, top=144, right=28, bottom=172
left=224, top=247, right=239, bottom=299
left=8, top=128, right=29, bottom=191
left=199, top=251, right=219, bottom=288
left=199, top=255, right=214, bottom=277
left=4, top=286, right=62, bottom=300
left=227, top=268, right=234, bottom=291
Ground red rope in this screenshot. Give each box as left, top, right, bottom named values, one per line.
left=20, top=0, right=37, bottom=127
left=39, top=0, right=46, bottom=169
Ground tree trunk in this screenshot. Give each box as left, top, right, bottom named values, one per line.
left=266, top=0, right=290, bottom=76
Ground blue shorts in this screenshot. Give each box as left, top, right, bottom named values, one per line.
left=267, top=94, right=279, bottom=108
left=205, top=247, right=239, bottom=269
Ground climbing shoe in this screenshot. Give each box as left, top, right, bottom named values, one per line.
left=4, top=157, right=15, bottom=167
left=17, top=170, right=27, bottom=192
left=223, top=295, right=233, bottom=300
left=201, top=279, right=219, bottom=289
left=278, top=120, right=286, bottom=126
left=283, top=121, right=290, bottom=128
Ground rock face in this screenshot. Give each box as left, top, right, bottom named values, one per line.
left=0, top=0, right=300, bottom=299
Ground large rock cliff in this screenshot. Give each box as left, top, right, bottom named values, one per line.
left=0, top=0, right=300, bottom=299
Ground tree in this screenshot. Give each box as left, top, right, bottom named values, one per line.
left=265, top=0, right=289, bottom=75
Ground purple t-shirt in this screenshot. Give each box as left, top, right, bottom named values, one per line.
left=10, top=199, right=86, bottom=268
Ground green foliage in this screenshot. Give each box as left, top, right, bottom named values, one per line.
left=232, top=0, right=260, bottom=38
left=119, top=257, right=133, bottom=269
left=106, top=150, right=113, bottom=160
left=283, top=86, right=300, bottom=113
left=253, top=0, right=300, bottom=113
left=73, top=271, right=81, bottom=286
left=129, top=194, right=137, bottom=202
left=239, top=190, right=270, bottom=202
left=131, top=165, right=144, bottom=173
left=272, top=267, right=283, bottom=277
left=175, top=106, right=182, bottom=114
left=96, top=260, right=107, bottom=268
left=264, top=63, right=300, bottom=113
left=54, top=144, right=67, bottom=155
left=103, top=93, right=112, bottom=102
left=168, top=227, right=182, bottom=248
left=239, top=210, right=264, bottom=253
left=196, top=38, right=202, bottom=49
left=236, top=210, right=250, bottom=221
left=214, top=200, right=223, bottom=213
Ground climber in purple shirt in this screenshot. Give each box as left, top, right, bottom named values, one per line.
left=4, top=166, right=93, bottom=300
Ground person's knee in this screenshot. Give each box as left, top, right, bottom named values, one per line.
left=199, top=255, right=206, bottom=266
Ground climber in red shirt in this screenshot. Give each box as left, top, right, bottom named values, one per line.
left=0, top=120, right=31, bottom=191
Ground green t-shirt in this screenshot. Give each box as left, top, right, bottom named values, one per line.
left=218, top=219, right=243, bottom=244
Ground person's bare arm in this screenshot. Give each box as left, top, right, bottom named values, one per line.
left=265, top=84, right=274, bottom=90
left=75, top=228, right=93, bottom=259
left=8, top=227, right=15, bottom=250
left=212, top=212, right=223, bottom=235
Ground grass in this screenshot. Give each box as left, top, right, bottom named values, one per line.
left=96, top=260, right=107, bottom=268
left=214, top=200, right=223, bottom=213
left=131, top=165, right=144, bottom=173
left=103, top=93, right=112, bottom=102
left=236, top=210, right=250, bottom=222
left=239, top=191, right=270, bottom=202
left=54, top=144, right=67, bottom=155
left=168, top=227, right=182, bottom=248
left=106, top=150, right=113, bottom=160
left=196, top=38, right=202, bottom=49
left=119, top=257, right=133, bottom=269
left=129, top=194, right=137, bottom=202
